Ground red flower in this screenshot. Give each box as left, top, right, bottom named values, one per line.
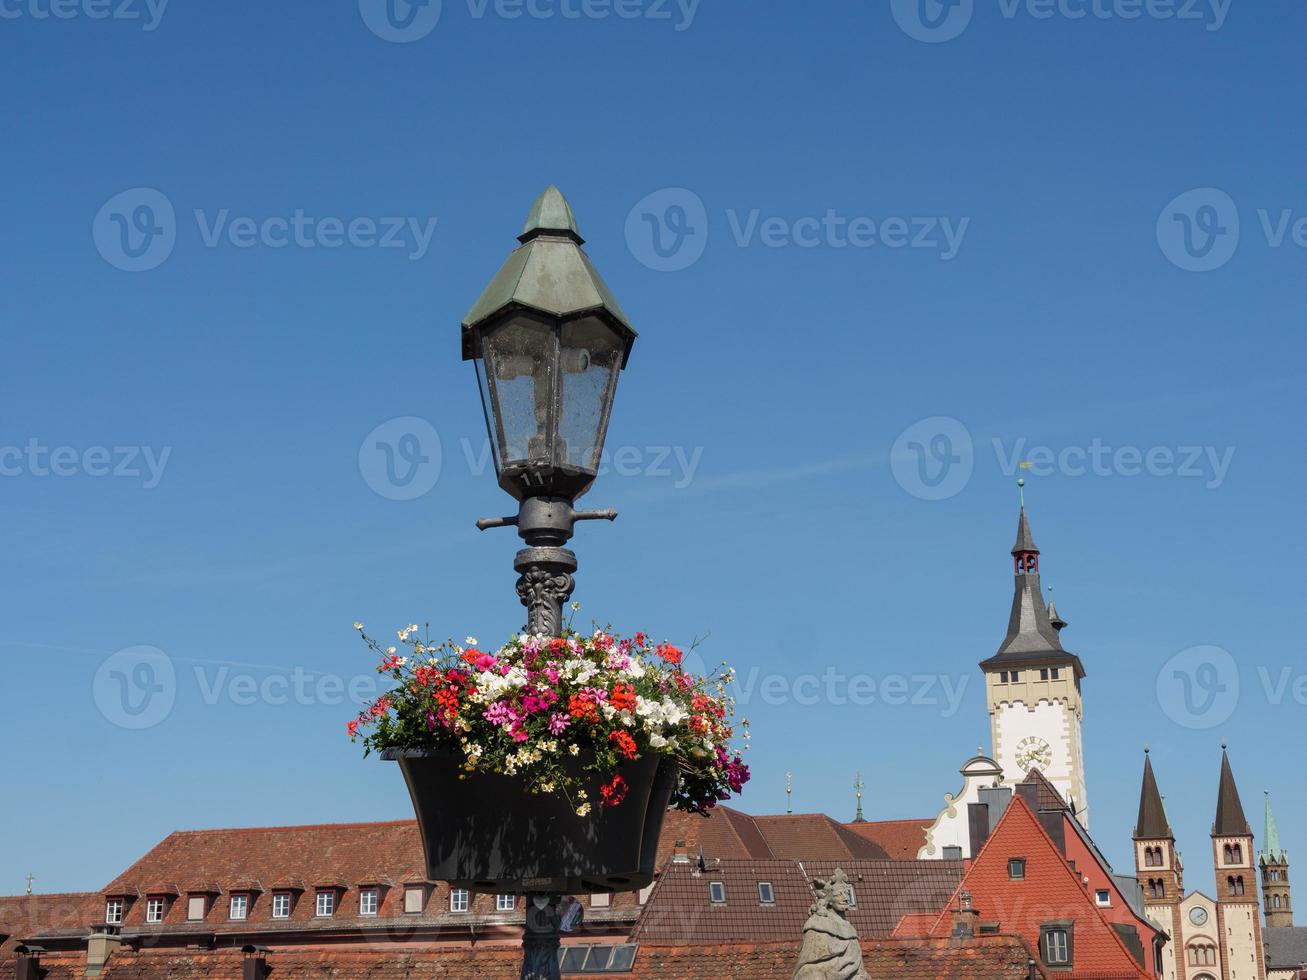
left=346, top=719, right=360, bottom=738
left=600, top=775, right=629, bottom=808
left=568, top=694, right=598, bottom=723
left=634, top=631, right=647, bottom=647
left=609, top=730, right=638, bottom=760
left=655, top=643, right=683, bottom=666
left=609, top=683, right=638, bottom=713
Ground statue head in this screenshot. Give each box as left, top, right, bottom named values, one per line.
left=810, top=868, right=853, bottom=917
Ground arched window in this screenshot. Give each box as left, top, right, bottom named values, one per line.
left=1235, top=876, right=1246, bottom=896
left=1274, top=895, right=1282, bottom=909
left=1232, top=844, right=1243, bottom=864
left=1224, top=845, right=1233, bottom=863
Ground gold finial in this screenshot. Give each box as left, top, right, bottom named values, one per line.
left=854, top=772, right=866, bottom=822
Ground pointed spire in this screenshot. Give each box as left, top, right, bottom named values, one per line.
left=1263, top=792, right=1287, bottom=863
left=519, top=185, right=584, bottom=244
left=1135, top=749, right=1172, bottom=839
left=1214, top=746, right=1252, bottom=837
left=1047, top=588, right=1068, bottom=631
left=1012, top=505, right=1040, bottom=557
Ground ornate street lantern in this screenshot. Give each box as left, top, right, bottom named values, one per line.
left=464, top=186, right=638, bottom=636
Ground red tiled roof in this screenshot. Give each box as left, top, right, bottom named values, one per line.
left=890, top=913, right=938, bottom=938
left=0, top=893, right=101, bottom=954
left=843, top=819, right=932, bottom=859
left=633, top=857, right=963, bottom=945
left=751, top=814, right=890, bottom=860
left=863, top=935, right=1047, bottom=979
left=927, top=795, right=1152, bottom=979
left=1019, top=769, right=1069, bottom=813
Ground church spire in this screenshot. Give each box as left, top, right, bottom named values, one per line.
left=1214, top=746, right=1252, bottom=837
left=1135, top=750, right=1173, bottom=839
left=1263, top=792, right=1286, bottom=863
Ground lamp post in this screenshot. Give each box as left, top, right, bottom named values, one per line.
left=463, top=186, right=638, bottom=638
left=461, top=187, right=638, bottom=980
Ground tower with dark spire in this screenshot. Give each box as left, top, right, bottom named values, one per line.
left=1133, top=750, right=1186, bottom=980
left=1211, top=747, right=1267, bottom=979
left=979, top=491, right=1089, bottom=827
left=1261, top=792, right=1293, bottom=928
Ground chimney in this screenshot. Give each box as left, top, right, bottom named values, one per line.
left=672, top=840, right=690, bottom=864
left=242, top=944, right=270, bottom=980
left=14, top=945, right=45, bottom=980
left=86, top=925, right=122, bottom=976
left=950, top=891, right=980, bottom=939
left=970, top=786, right=1013, bottom=855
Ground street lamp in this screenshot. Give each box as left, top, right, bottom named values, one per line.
left=465, top=186, right=637, bottom=636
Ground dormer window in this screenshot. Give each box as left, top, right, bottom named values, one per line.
left=272, top=892, right=292, bottom=919
left=146, top=898, right=166, bottom=924
left=315, top=891, right=336, bottom=917
left=105, top=899, right=124, bottom=925
left=360, top=889, right=379, bottom=916
left=1008, top=858, right=1026, bottom=880
left=186, top=895, right=208, bottom=921
left=229, top=894, right=248, bottom=921
left=449, top=888, right=469, bottom=913
left=404, top=886, right=425, bottom=914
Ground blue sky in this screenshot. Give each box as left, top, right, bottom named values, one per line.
left=3, top=0, right=1305, bottom=898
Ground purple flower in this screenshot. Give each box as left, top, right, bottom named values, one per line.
left=548, top=713, right=571, bottom=735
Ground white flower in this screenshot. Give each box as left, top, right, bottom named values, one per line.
left=465, top=636, right=478, bottom=646
left=649, top=733, right=668, bottom=749
left=353, top=622, right=363, bottom=631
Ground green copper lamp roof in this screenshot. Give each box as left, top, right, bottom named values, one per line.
left=462, top=187, right=636, bottom=361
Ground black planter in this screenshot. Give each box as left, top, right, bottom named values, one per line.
left=383, top=746, right=677, bottom=894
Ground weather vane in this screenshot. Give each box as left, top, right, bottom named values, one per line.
left=854, top=772, right=866, bottom=822
left=785, top=770, right=793, bottom=815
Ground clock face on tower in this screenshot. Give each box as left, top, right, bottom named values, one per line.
left=1190, top=907, right=1209, bottom=926
left=1015, top=735, right=1053, bottom=772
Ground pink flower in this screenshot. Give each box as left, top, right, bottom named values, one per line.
left=548, top=713, right=571, bottom=735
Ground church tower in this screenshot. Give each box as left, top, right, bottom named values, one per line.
left=1134, top=751, right=1185, bottom=980
left=980, top=499, right=1089, bottom=825
left=1260, top=792, right=1292, bottom=928
left=1212, top=748, right=1266, bottom=980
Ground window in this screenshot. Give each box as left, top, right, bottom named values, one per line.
left=105, top=899, right=124, bottom=925
left=1042, top=925, right=1072, bottom=966
left=315, top=891, right=335, bottom=917
left=146, top=898, right=165, bottom=923
left=590, top=893, right=611, bottom=908
left=496, top=894, right=515, bottom=913
left=708, top=882, right=726, bottom=904
left=1051, top=668, right=1061, bottom=680
left=404, top=886, right=424, bottom=914
left=1000, top=671, right=1009, bottom=683
left=360, top=889, right=379, bottom=916
left=758, top=882, right=775, bottom=905
left=186, top=896, right=207, bottom=921
left=1095, top=889, right=1111, bottom=907
left=557, top=943, right=638, bottom=974
left=272, top=892, right=292, bottom=919
left=1011, top=671, right=1021, bottom=682
left=229, top=894, right=248, bottom=921
left=1039, top=668, right=1049, bottom=680
left=1008, top=858, right=1026, bottom=880
left=1274, top=895, right=1283, bottom=909
left=1232, top=844, right=1243, bottom=863
left=845, top=884, right=857, bottom=908
left=450, top=888, right=469, bottom=913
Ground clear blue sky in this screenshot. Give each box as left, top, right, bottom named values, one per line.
left=3, top=0, right=1304, bottom=898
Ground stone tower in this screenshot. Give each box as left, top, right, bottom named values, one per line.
left=1260, top=792, right=1292, bottom=928
left=1134, top=751, right=1186, bottom=980
left=1212, top=748, right=1266, bottom=980
left=979, top=504, right=1089, bottom=826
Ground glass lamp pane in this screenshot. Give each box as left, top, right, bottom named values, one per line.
left=483, top=318, right=556, bottom=468
left=558, top=317, right=622, bottom=475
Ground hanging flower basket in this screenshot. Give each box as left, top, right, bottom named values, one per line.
left=350, top=626, right=750, bottom=893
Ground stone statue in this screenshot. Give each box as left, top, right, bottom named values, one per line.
left=793, top=869, right=870, bottom=980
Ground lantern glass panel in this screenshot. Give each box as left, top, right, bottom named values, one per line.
left=482, top=317, right=556, bottom=470
left=557, top=316, right=622, bottom=475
